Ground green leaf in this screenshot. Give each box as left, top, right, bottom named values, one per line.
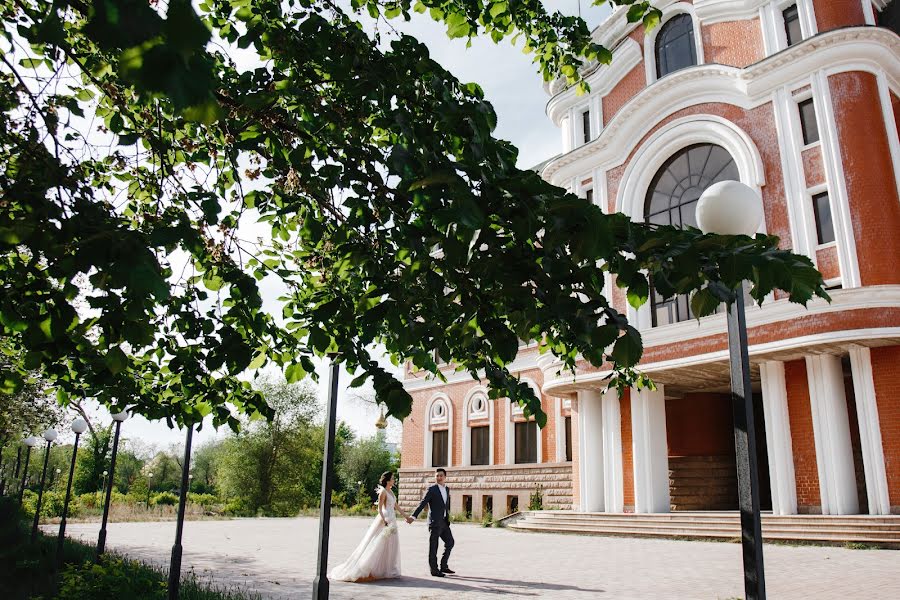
left=626, top=275, right=650, bottom=309
left=690, top=288, right=721, bottom=318
left=285, top=362, right=306, bottom=383
left=248, top=349, right=267, bottom=370
left=610, top=327, right=643, bottom=368
left=104, top=346, right=129, bottom=375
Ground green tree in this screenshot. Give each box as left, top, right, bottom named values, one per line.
left=73, top=427, right=113, bottom=495
left=338, top=431, right=395, bottom=505
left=0, top=0, right=829, bottom=432
left=190, top=439, right=225, bottom=495
left=145, top=450, right=181, bottom=493
left=112, top=445, right=145, bottom=494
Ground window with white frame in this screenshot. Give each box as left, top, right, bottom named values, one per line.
left=514, top=420, right=538, bottom=464
left=432, top=430, right=449, bottom=467
left=782, top=4, right=803, bottom=46
left=582, top=109, right=592, bottom=144
left=428, top=397, right=450, bottom=467
left=811, top=191, right=836, bottom=245
left=797, top=97, right=820, bottom=146
left=655, top=14, right=697, bottom=79
left=466, top=392, right=491, bottom=466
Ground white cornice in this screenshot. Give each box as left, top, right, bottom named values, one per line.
left=541, top=27, right=900, bottom=184
left=694, top=0, right=768, bottom=24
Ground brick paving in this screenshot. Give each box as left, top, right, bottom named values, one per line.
left=56, top=517, right=899, bottom=599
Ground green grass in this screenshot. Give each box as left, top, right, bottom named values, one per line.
left=0, top=497, right=259, bottom=600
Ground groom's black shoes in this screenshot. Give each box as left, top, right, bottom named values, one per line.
left=440, top=567, right=455, bottom=574
left=430, top=570, right=446, bottom=577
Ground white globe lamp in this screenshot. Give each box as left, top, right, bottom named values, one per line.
left=24, top=436, right=38, bottom=447
left=696, top=180, right=763, bottom=236
left=72, top=418, right=89, bottom=435
left=112, top=410, right=129, bottom=422
left=43, top=428, right=58, bottom=443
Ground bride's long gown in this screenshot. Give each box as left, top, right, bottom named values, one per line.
left=329, top=489, right=402, bottom=582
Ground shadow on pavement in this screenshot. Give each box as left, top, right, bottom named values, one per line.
left=361, top=574, right=606, bottom=595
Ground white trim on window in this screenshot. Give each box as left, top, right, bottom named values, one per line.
left=762, top=0, right=817, bottom=56
left=644, top=3, right=705, bottom=86
left=462, top=386, right=494, bottom=466
left=424, top=393, right=453, bottom=468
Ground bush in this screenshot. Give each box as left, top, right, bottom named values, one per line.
left=150, top=492, right=179, bottom=506
left=187, top=493, right=219, bottom=507
left=58, top=558, right=165, bottom=600
left=21, top=489, right=80, bottom=519
left=528, top=484, right=544, bottom=511
left=482, top=510, right=493, bottom=527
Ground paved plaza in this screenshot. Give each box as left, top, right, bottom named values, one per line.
left=56, top=517, right=898, bottom=599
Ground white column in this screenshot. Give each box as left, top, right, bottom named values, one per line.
left=760, top=361, right=798, bottom=515
left=849, top=346, right=891, bottom=515
left=631, top=385, right=670, bottom=513
left=577, top=390, right=605, bottom=512
left=805, top=354, right=859, bottom=515
left=601, top=389, right=624, bottom=513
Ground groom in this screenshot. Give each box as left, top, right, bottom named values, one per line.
left=407, top=467, right=455, bottom=577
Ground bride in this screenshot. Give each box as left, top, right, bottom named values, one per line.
left=330, top=470, right=411, bottom=582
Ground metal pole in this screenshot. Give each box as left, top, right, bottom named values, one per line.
left=726, top=283, right=766, bottom=600
left=312, top=358, right=340, bottom=600
left=96, top=420, right=123, bottom=558
left=31, top=439, right=53, bottom=541
left=167, top=424, right=194, bottom=600
left=56, top=432, right=81, bottom=568
left=17, top=445, right=32, bottom=506
left=9, top=446, right=22, bottom=496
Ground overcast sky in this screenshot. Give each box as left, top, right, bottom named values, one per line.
left=74, top=1, right=615, bottom=452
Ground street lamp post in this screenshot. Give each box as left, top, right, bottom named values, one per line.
left=31, top=428, right=58, bottom=541
left=697, top=180, right=767, bottom=600
left=167, top=423, right=195, bottom=600
left=18, top=436, right=38, bottom=505
left=312, top=356, right=340, bottom=600
left=57, top=418, right=88, bottom=568
left=146, top=472, right=154, bottom=508
left=4, top=446, right=22, bottom=497
left=96, top=410, right=128, bottom=558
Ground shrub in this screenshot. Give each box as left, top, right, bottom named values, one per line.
left=21, top=489, right=79, bottom=519
left=57, top=558, right=166, bottom=600
left=187, top=493, right=219, bottom=507
left=482, top=510, right=493, bottom=528
left=150, top=492, right=179, bottom=506
left=528, top=484, right=544, bottom=511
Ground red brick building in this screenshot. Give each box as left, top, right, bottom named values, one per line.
left=400, top=0, right=900, bottom=521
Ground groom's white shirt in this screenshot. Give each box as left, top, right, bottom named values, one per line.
left=438, top=484, right=448, bottom=507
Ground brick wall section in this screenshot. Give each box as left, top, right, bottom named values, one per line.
left=701, top=19, right=764, bottom=68
left=604, top=102, right=792, bottom=251
left=829, top=71, right=900, bottom=286
left=814, top=0, right=866, bottom=31
left=784, top=359, right=821, bottom=511
left=621, top=389, right=635, bottom=511
left=603, top=64, right=647, bottom=127
left=870, top=345, right=900, bottom=511
left=815, top=245, right=841, bottom=281
left=802, top=145, right=826, bottom=188
left=666, top=393, right=733, bottom=456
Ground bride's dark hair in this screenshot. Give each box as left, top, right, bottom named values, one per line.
left=379, top=471, right=394, bottom=487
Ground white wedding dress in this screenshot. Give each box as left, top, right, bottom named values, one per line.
left=330, top=487, right=402, bottom=582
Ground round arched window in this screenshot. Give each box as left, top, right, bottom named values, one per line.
left=655, top=14, right=698, bottom=79
left=645, top=143, right=739, bottom=325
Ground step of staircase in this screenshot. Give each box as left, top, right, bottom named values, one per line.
left=504, top=511, right=900, bottom=547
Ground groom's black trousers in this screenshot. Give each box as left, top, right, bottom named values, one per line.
left=428, top=522, right=454, bottom=572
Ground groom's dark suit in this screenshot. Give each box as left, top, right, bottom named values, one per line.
left=412, top=484, right=455, bottom=574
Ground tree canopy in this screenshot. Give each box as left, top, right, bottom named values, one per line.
left=0, top=0, right=829, bottom=430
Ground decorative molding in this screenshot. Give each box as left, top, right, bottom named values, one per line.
left=462, top=386, right=494, bottom=467
left=695, top=0, right=769, bottom=23
left=848, top=346, right=891, bottom=515
left=541, top=27, right=900, bottom=184
left=424, top=393, right=453, bottom=468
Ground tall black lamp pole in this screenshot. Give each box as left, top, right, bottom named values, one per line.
left=312, top=356, right=341, bottom=600
left=697, top=180, right=767, bottom=600
left=31, top=428, right=58, bottom=541
left=96, top=410, right=128, bottom=558
left=168, top=423, right=195, bottom=600
left=17, top=436, right=37, bottom=505
left=57, top=418, right=88, bottom=567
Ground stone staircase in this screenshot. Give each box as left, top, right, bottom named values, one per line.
left=668, top=455, right=738, bottom=511
left=504, top=511, right=900, bottom=547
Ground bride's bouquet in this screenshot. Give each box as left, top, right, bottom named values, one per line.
left=381, top=522, right=398, bottom=539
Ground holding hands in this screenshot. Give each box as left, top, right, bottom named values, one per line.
left=405, top=516, right=414, bottom=524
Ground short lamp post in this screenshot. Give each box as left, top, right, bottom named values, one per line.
left=96, top=410, right=128, bottom=558
left=57, top=418, right=88, bottom=567
left=697, top=180, right=767, bottom=600
left=312, top=356, right=340, bottom=600
left=17, top=436, right=38, bottom=505
left=31, top=428, right=58, bottom=541
left=146, top=472, right=154, bottom=507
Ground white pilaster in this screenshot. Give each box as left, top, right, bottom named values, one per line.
left=849, top=346, right=891, bottom=515
left=805, top=354, right=859, bottom=515
left=578, top=390, right=605, bottom=512
left=601, top=389, right=624, bottom=513
left=760, top=361, right=798, bottom=515
left=631, top=385, right=670, bottom=513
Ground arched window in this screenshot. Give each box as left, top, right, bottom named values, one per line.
left=425, top=395, right=452, bottom=467
left=644, top=144, right=739, bottom=326
left=464, top=390, right=492, bottom=466
left=655, top=14, right=697, bottom=79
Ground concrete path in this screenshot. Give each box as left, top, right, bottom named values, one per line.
left=55, top=517, right=899, bottom=599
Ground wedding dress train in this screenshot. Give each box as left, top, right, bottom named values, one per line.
left=329, top=487, right=402, bottom=582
